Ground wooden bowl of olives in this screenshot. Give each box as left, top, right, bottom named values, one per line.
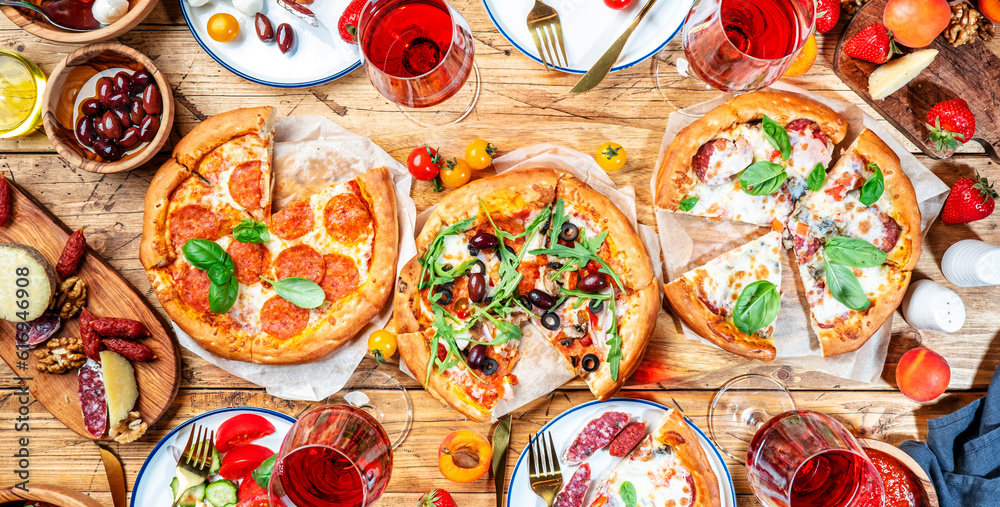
left=1, top=0, right=159, bottom=45
left=41, top=42, right=173, bottom=173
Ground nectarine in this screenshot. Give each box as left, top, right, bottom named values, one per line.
left=884, top=0, right=951, bottom=48
left=981, top=0, right=1000, bottom=23
left=438, top=430, right=491, bottom=483
left=896, top=347, right=951, bottom=402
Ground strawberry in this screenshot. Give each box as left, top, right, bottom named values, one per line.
left=417, top=489, right=457, bottom=507
left=942, top=174, right=997, bottom=224
left=844, top=24, right=900, bottom=63
left=925, top=98, right=976, bottom=151
left=815, top=0, right=841, bottom=33
left=338, top=0, right=365, bottom=44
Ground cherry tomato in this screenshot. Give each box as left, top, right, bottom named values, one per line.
left=464, top=139, right=497, bottom=170
left=238, top=471, right=267, bottom=500
left=441, top=157, right=472, bottom=188
left=603, top=0, right=633, bottom=8
left=368, top=329, right=397, bottom=363
left=215, top=414, right=275, bottom=453
left=407, top=145, right=443, bottom=181
left=236, top=492, right=269, bottom=507
left=218, top=444, right=273, bottom=480
left=207, top=13, right=240, bottom=43
left=595, top=142, right=626, bottom=172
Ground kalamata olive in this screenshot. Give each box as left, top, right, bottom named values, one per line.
left=480, top=357, right=499, bottom=375
left=588, top=299, right=604, bottom=314
left=434, top=287, right=453, bottom=305
left=113, top=71, right=131, bottom=93
left=81, top=98, right=104, bottom=117
left=581, top=354, right=600, bottom=373
left=468, top=245, right=479, bottom=256
left=468, top=259, right=486, bottom=275
left=96, top=77, right=117, bottom=104
left=117, top=127, right=141, bottom=149
left=276, top=23, right=294, bottom=54
left=548, top=261, right=563, bottom=270
left=528, top=289, right=556, bottom=310
left=129, top=99, right=145, bottom=124
left=100, top=111, right=122, bottom=140
left=112, top=107, right=132, bottom=129
left=504, top=244, right=516, bottom=256
left=577, top=272, right=608, bottom=293
left=540, top=218, right=550, bottom=233
left=105, top=91, right=130, bottom=109
left=541, top=312, right=560, bottom=330
left=93, top=139, right=122, bottom=161
left=94, top=115, right=106, bottom=139
left=255, top=13, right=275, bottom=41
left=131, top=69, right=151, bottom=91
left=518, top=295, right=532, bottom=310
left=138, top=115, right=160, bottom=142
left=559, top=222, right=580, bottom=242
left=75, top=116, right=95, bottom=147
left=142, top=83, right=162, bottom=115
left=470, top=232, right=499, bottom=251
left=466, top=344, right=487, bottom=369
left=468, top=273, right=486, bottom=302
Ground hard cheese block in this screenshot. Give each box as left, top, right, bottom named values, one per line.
left=0, top=242, right=56, bottom=322
left=100, top=350, right=138, bottom=428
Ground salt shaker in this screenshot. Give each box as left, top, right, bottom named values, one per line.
left=901, top=279, right=966, bottom=333
left=941, top=239, right=1000, bottom=287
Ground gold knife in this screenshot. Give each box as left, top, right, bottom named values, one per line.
left=570, top=0, right=660, bottom=94
left=98, top=444, right=127, bottom=507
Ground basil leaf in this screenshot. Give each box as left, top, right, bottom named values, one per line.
left=207, top=264, right=232, bottom=285
left=208, top=277, right=238, bottom=314
left=732, top=280, right=780, bottom=336
left=233, top=219, right=270, bottom=244
left=824, top=237, right=887, bottom=268
left=679, top=196, right=699, bottom=212
left=762, top=115, right=791, bottom=160
left=619, top=481, right=637, bottom=507
left=859, top=163, right=884, bottom=206
left=253, top=453, right=277, bottom=490
left=261, top=276, right=326, bottom=309
left=824, top=259, right=871, bottom=311
left=182, top=239, right=227, bottom=271
left=740, top=161, right=788, bottom=196
left=807, top=163, right=826, bottom=191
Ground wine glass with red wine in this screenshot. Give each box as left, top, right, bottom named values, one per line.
left=708, top=374, right=885, bottom=507
left=358, top=0, right=480, bottom=125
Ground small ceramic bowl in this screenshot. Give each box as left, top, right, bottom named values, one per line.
left=0, top=483, right=103, bottom=506
left=42, top=42, right=173, bottom=174
left=860, top=438, right=940, bottom=506
left=0, top=0, right=159, bottom=45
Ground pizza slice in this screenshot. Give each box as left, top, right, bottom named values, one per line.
left=663, top=231, right=783, bottom=362
left=588, top=409, right=720, bottom=507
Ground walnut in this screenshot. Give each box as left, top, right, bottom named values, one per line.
left=840, top=0, right=870, bottom=16
left=110, top=412, right=147, bottom=444
left=49, top=276, right=87, bottom=319
left=946, top=3, right=994, bottom=46
left=33, top=336, right=86, bottom=373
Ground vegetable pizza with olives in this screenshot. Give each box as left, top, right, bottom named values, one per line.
left=140, top=107, right=398, bottom=364
left=655, top=91, right=920, bottom=359
left=395, top=168, right=659, bottom=422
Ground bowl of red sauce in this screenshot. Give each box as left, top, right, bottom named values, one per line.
left=861, top=439, right=939, bottom=507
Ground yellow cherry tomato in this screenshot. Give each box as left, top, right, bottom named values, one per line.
left=441, top=157, right=472, bottom=188
left=207, top=13, right=240, bottom=43
left=464, top=139, right=497, bottom=170
left=368, top=329, right=397, bottom=363
left=596, top=142, right=626, bottom=172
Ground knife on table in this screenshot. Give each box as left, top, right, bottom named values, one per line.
left=570, top=0, right=660, bottom=94
left=98, top=443, right=127, bottom=507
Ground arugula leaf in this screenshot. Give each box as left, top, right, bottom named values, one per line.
left=605, top=297, right=622, bottom=382
left=824, top=259, right=871, bottom=311
left=418, top=217, right=475, bottom=290
left=260, top=276, right=325, bottom=309
left=807, top=163, right=826, bottom=191
left=233, top=219, right=270, bottom=244
left=619, top=481, right=637, bottom=507
left=732, top=280, right=780, bottom=336
left=859, top=163, right=884, bottom=206
left=531, top=236, right=625, bottom=293
left=762, top=115, right=791, bottom=160
left=824, top=237, right=887, bottom=268
left=548, top=198, right=567, bottom=248
left=740, top=161, right=788, bottom=196
left=679, top=196, right=699, bottom=212
left=182, top=239, right=228, bottom=271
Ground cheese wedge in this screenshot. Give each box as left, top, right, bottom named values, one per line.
left=0, top=243, right=56, bottom=322
left=869, top=49, right=939, bottom=100
left=100, top=350, right=138, bottom=428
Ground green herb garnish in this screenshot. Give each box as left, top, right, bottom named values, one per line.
left=679, top=196, right=699, bottom=212
left=740, top=161, right=788, bottom=196
left=807, top=163, right=826, bottom=192
left=260, top=276, right=325, bottom=309
left=824, top=237, right=887, bottom=268
left=732, top=280, right=780, bottom=336
left=232, top=219, right=270, bottom=243
left=619, top=481, right=637, bottom=507
left=762, top=115, right=791, bottom=160
left=182, top=239, right=238, bottom=314
left=824, top=258, right=871, bottom=311
left=859, top=163, right=884, bottom=206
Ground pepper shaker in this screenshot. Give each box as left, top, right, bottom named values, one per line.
left=901, top=279, right=966, bottom=333
left=942, top=239, right=1000, bottom=287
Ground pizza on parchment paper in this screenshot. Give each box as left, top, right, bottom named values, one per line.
left=140, top=107, right=398, bottom=364
left=395, top=168, right=658, bottom=422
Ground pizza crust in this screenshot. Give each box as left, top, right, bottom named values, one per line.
left=140, top=159, right=192, bottom=270
left=173, top=106, right=276, bottom=170
left=815, top=268, right=910, bottom=357
left=654, top=409, right=721, bottom=507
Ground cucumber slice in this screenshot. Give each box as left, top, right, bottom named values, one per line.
left=178, top=483, right=206, bottom=506
left=209, top=446, right=221, bottom=474
left=169, top=477, right=179, bottom=499
left=204, top=479, right=238, bottom=507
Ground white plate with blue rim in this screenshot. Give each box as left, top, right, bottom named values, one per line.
left=180, top=0, right=362, bottom=88
left=506, top=398, right=736, bottom=507
left=130, top=407, right=296, bottom=506
left=481, top=0, right=692, bottom=74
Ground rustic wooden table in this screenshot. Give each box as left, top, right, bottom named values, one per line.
left=1, top=1, right=998, bottom=505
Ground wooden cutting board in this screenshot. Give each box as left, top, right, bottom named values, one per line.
left=0, top=178, right=181, bottom=440
left=832, top=0, right=1000, bottom=163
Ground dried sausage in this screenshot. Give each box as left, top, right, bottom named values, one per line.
left=79, top=309, right=103, bottom=361
left=170, top=205, right=220, bottom=250
left=56, top=229, right=87, bottom=279
left=270, top=200, right=314, bottom=240
left=553, top=463, right=591, bottom=507
left=228, top=161, right=263, bottom=209
left=78, top=361, right=107, bottom=438
left=562, top=411, right=629, bottom=465
left=103, top=338, right=155, bottom=361
left=260, top=296, right=309, bottom=339
left=180, top=267, right=211, bottom=314
left=91, top=317, right=148, bottom=339
left=608, top=421, right=645, bottom=457
left=274, top=245, right=325, bottom=284
left=227, top=240, right=268, bottom=285
left=323, top=192, right=372, bottom=242
left=319, top=253, right=359, bottom=301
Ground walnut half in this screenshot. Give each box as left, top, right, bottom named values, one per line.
left=50, top=276, right=87, bottom=319
left=33, top=336, right=86, bottom=374
left=110, top=412, right=147, bottom=444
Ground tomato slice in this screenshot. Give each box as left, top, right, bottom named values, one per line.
left=236, top=491, right=269, bottom=507
left=238, top=470, right=267, bottom=500
left=219, top=444, right=274, bottom=481
left=215, top=414, right=275, bottom=453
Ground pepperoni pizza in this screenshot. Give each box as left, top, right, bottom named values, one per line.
left=140, top=107, right=398, bottom=364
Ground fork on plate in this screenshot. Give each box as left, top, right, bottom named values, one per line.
left=171, top=424, right=216, bottom=507
left=526, top=0, right=569, bottom=70
left=528, top=431, right=563, bottom=507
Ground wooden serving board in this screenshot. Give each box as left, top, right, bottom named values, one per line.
left=832, top=0, right=1000, bottom=163
left=0, top=178, right=181, bottom=440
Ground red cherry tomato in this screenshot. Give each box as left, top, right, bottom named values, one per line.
left=407, top=145, right=443, bottom=181
left=218, top=444, right=274, bottom=480
left=236, top=492, right=270, bottom=507
left=603, top=0, right=632, bottom=8
left=238, top=471, right=267, bottom=500
left=215, top=414, right=276, bottom=453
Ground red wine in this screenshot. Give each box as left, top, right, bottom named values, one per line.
left=273, top=446, right=366, bottom=507
left=790, top=450, right=882, bottom=507
left=720, top=0, right=803, bottom=60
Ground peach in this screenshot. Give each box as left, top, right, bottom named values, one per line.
left=884, top=0, right=951, bottom=48
left=896, top=347, right=951, bottom=402
left=981, top=0, right=1000, bottom=23
left=438, top=430, right=491, bottom=483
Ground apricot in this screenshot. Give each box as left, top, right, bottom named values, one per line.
left=981, top=0, right=1000, bottom=23
left=438, top=430, right=492, bottom=483
left=884, top=0, right=951, bottom=48
left=896, top=347, right=951, bottom=402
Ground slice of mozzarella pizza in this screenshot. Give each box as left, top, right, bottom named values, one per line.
left=663, top=231, right=783, bottom=362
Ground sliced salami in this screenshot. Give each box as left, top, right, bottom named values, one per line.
left=78, top=360, right=107, bottom=438
left=228, top=240, right=269, bottom=285
left=270, top=200, right=314, bottom=240
left=24, top=313, right=61, bottom=350
left=169, top=205, right=220, bottom=250
left=180, top=267, right=211, bottom=314
left=553, top=463, right=591, bottom=507
left=319, top=253, right=359, bottom=302
left=562, top=411, right=630, bottom=465
left=228, top=161, right=264, bottom=209
left=274, top=245, right=325, bottom=284
left=608, top=421, right=646, bottom=457
left=260, top=296, right=309, bottom=339
left=323, top=192, right=372, bottom=242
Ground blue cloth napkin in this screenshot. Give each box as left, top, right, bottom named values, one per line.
left=900, top=365, right=1000, bottom=507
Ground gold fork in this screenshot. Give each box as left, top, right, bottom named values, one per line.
left=171, top=424, right=216, bottom=507
left=528, top=431, right=563, bottom=507
left=526, top=0, right=569, bottom=70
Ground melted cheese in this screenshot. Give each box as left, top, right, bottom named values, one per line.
left=785, top=129, right=833, bottom=180
left=687, top=179, right=793, bottom=227
left=596, top=436, right=695, bottom=507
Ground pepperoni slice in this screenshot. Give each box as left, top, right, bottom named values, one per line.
left=270, top=201, right=314, bottom=240
left=274, top=245, right=325, bottom=283
left=227, top=240, right=269, bottom=285
left=320, top=253, right=360, bottom=301
left=228, top=161, right=263, bottom=210
left=171, top=205, right=220, bottom=250
left=260, top=296, right=309, bottom=339
left=323, top=193, right=372, bottom=242
left=180, top=267, right=211, bottom=313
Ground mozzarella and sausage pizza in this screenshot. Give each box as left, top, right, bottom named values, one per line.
left=140, top=107, right=398, bottom=364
